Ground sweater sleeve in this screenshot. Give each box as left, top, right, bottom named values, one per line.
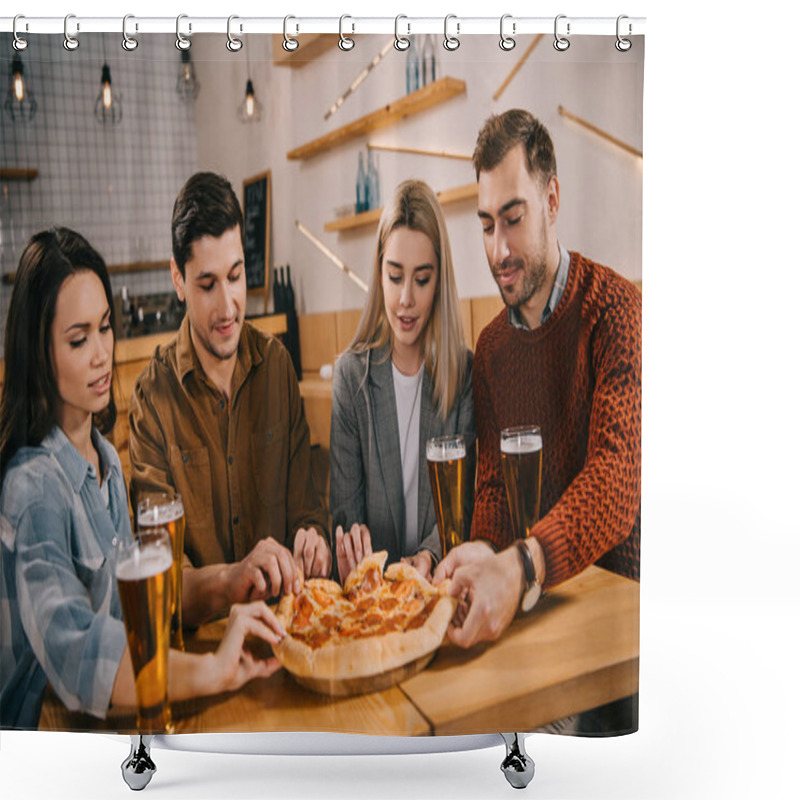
left=470, top=338, right=514, bottom=550
left=532, top=284, right=642, bottom=588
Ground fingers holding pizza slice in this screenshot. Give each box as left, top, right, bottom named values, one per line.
left=273, top=551, right=457, bottom=695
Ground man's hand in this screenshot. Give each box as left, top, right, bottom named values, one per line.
left=432, top=540, right=495, bottom=585
left=401, top=550, right=434, bottom=581
left=223, top=537, right=300, bottom=605
left=445, top=546, right=524, bottom=649
left=335, top=523, right=372, bottom=584
left=293, top=527, right=332, bottom=580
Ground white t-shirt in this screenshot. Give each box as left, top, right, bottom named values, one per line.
left=392, top=362, right=424, bottom=555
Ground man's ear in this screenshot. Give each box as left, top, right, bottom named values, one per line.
left=546, top=175, right=561, bottom=224
left=170, top=258, right=185, bottom=302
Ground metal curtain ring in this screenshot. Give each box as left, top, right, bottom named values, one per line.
left=500, top=14, right=516, bottom=51
left=176, top=14, right=191, bottom=51
left=122, top=15, right=138, bottom=51
left=553, top=14, right=570, bottom=52
left=13, top=15, right=28, bottom=51
left=227, top=15, right=243, bottom=52
left=63, top=14, right=79, bottom=51
left=444, top=14, right=460, bottom=51
left=616, top=15, right=632, bottom=52
left=283, top=15, right=299, bottom=52
left=339, top=14, right=355, bottom=51
left=394, top=15, right=410, bottom=51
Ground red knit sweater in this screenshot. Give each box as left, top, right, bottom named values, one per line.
left=472, top=251, right=641, bottom=588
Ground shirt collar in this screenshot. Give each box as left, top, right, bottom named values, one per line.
left=508, top=242, right=571, bottom=330
left=42, top=425, right=119, bottom=495
left=176, top=315, right=260, bottom=391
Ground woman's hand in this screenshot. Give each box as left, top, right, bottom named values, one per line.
left=210, top=601, right=286, bottom=693
left=335, top=523, right=372, bottom=584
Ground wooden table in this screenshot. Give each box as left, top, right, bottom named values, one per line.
left=39, top=566, right=638, bottom=735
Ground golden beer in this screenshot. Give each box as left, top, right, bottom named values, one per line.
left=501, top=426, right=543, bottom=539
left=137, top=493, right=185, bottom=650
left=426, top=435, right=467, bottom=556
left=115, top=529, right=173, bottom=734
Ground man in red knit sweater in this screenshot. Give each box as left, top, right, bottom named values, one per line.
left=434, top=110, right=641, bottom=666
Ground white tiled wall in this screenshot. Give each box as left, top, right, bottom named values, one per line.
left=0, top=33, right=198, bottom=355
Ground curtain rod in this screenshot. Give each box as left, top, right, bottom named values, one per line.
left=1, top=16, right=646, bottom=38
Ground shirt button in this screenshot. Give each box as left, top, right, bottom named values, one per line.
left=233, top=515, right=239, bottom=525
left=228, top=455, right=234, bottom=465
left=182, top=453, right=189, bottom=464
left=219, top=400, right=225, bottom=410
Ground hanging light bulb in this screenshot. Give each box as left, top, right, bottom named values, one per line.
left=94, top=63, right=122, bottom=125
left=4, top=55, right=37, bottom=123
left=238, top=78, right=262, bottom=123
left=176, top=49, right=200, bottom=102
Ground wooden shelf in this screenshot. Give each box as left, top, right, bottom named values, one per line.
left=287, top=77, right=467, bottom=162
left=324, top=182, right=478, bottom=233
left=271, top=33, right=338, bottom=67
left=0, top=167, right=38, bottom=181
left=2, top=258, right=170, bottom=286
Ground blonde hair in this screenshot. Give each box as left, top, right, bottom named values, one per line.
left=348, top=179, right=468, bottom=421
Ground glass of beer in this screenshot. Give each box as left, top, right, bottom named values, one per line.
left=426, top=434, right=468, bottom=557
left=501, top=425, right=543, bottom=539
left=137, top=492, right=185, bottom=650
left=115, top=528, right=173, bottom=734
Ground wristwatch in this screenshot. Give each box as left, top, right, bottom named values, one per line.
left=515, top=540, right=542, bottom=613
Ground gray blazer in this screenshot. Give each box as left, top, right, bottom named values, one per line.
left=329, top=346, right=475, bottom=567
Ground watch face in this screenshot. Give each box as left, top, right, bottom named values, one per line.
left=521, top=583, right=541, bottom=613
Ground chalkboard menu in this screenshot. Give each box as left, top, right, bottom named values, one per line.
left=242, top=171, right=271, bottom=291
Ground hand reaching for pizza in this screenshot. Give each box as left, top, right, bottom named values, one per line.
left=335, top=523, right=372, bottom=584
left=224, top=537, right=301, bottom=605
left=293, top=527, right=332, bottom=581
left=401, top=550, right=433, bottom=581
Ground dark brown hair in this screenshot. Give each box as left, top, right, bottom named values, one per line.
left=171, top=172, right=244, bottom=276
left=473, top=109, right=557, bottom=185
left=0, top=228, right=117, bottom=479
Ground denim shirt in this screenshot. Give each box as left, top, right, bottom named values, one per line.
left=508, top=242, right=571, bottom=330
left=0, top=426, right=132, bottom=729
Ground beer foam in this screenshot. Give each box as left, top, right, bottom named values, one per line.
left=116, top=546, right=172, bottom=581
left=427, top=443, right=467, bottom=462
left=501, top=434, right=543, bottom=454
left=138, top=502, right=183, bottom=526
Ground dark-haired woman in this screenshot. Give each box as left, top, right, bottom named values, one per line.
left=0, top=228, right=285, bottom=729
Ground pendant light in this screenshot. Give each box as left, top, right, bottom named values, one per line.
left=4, top=54, right=37, bottom=123
left=177, top=49, right=200, bottom=102
left=237, top=44, right=262, bottom=123
left=94, top=35, right=122, bottom=125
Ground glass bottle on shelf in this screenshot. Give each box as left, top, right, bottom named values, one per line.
left=421, top=34, right=437, bottom=87
left=367, top=149, right=380, bottom=211
left=357, top=151, right=367, bottom=213
left=405, top=35, right=420, bottom=94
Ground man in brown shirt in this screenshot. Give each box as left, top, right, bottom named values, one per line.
left=129, top=172, right=330, bottom=626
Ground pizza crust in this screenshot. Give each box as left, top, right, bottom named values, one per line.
left=273, top=552, right=457, bottom=687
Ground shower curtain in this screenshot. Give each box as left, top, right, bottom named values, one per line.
left=1, top=24, right=643, bottom=739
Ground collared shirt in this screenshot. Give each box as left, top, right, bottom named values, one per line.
left=128, top=318, right=328, bottom=568
left=508, top=242, right=571, bottom=330
left=0, top=426, right=132, bottom=729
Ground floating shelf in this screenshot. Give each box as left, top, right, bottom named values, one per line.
left=0, top=167, right=38, bottom=181
left=287, top=77, right=467, bottom=162
left=3, top=259, right=170, bottom=285
left=324, top=183, right=478, bottom=233
left=271, top=33, right=339, bottom=67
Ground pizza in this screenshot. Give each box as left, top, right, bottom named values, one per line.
left=273, top=551, right=457, bottom=693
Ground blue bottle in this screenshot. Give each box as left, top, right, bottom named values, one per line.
left=421, top=34, right=437, bottom=86
left=405, top=35, right=420, bottom=94
left=357, top=151, right=367, bottom=213
left=367, top=149, right=380, bottom=210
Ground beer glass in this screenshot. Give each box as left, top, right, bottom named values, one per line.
left=501, top=425, right=543, bottom=539
left=137, top=492, right=185, bottom=650
left=115, top=528, right=173, bottom=734
left=426, top=434, right=468, bottom=556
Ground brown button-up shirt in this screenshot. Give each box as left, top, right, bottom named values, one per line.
left=128, top=317, right=328, bottom=567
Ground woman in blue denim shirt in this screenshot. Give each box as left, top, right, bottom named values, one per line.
left=0, top=228, right=286, bottom=729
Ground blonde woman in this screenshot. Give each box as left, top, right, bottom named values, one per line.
left=330, top=180, right=474, bottom=583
